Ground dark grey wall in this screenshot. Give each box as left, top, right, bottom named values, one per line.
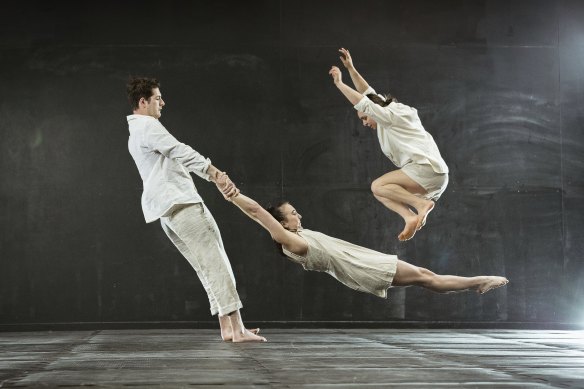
left=1, top=0, right=583, bottom=326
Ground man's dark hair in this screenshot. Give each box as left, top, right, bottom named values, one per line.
left=126, top=76, right=160, bottom=110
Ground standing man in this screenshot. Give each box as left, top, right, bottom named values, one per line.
left=126, top=76, right=265, bottom=342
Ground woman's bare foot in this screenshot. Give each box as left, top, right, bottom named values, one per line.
left=398, top=214, right=419, bottom=241
left=232, top=328, right=267, bottom=343
left=416, top=200, right=435, bottom=231
left=477, top=276, right=509, bottom=294
left=221, top=328, right=260, bottom=342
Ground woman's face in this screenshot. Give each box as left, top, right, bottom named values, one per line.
left=357, top=111, right=377, bottom=130
left=279, top=203, right=302, bottom=231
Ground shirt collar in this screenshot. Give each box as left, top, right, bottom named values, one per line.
left=127, top=114, right=157, bottom=122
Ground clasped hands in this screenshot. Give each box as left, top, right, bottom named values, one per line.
left=215, top=172, right=240, bottom=201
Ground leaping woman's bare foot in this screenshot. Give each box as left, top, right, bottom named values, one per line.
left=398, top=214, right=419, bottom=241
left=477, top=276, right=509, bottom=294
left=232, top=328, right=267, bottom=343
left=221, top=328, right=260, bottom=342
left=416, top=200, right=435, bottom=231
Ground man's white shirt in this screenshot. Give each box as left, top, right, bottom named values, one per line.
left=127, top=114, right=212, bottom=223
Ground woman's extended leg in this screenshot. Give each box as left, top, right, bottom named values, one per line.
left=371, top=170, right=434, bottom=241
left=392, top=260, right=508, bottom=294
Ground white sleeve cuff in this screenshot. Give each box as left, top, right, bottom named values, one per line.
left=193, top=158, right=213, bottom=181
left=354, top=95, right=371, bottom=111
left=363, top=86, right=376, bottom=95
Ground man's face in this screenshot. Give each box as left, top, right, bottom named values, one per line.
left=143, top=87, right=165, bottom=119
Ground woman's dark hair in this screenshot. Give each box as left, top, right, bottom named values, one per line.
left=126, top=76, right=160, bottom=110
left=366, top=93, right=397, bottom=107
left=265, top=200, right=289, bottom=256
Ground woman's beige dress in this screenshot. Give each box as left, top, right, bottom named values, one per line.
left=283, top=229, right=398, bottom=298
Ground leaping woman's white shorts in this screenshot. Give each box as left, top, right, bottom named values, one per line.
left=401, top=163, right=449, bottom=201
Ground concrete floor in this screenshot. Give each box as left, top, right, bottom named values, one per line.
left=1, top=328, right=583, bottom=388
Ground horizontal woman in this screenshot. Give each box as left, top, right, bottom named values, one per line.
left=219, top=184, right=508, bottom=299
left=330, top=48, right=449, bottom=241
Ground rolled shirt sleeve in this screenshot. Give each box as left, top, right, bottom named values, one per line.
left=354, top=96, right=395, bottom=127
left=354, top=85, right=424, bottom=131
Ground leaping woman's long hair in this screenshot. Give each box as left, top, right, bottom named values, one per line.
left=366, top=93, right=397, bottom=107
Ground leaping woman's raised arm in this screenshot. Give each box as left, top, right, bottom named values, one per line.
left=339, top=48, right=370, bottom=94
left=329, top=66, right=364, bottom=106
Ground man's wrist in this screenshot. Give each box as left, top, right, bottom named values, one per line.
left=210, top=170, right=224, bottom=183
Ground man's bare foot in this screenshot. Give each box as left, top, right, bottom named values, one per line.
left=416, top=200, right=435, bottom=231
left=232, top=328, right=267, bottom=343
left=477, top=276, right=509, bottom=294
left=398, top=215, right=419, bottom=241
left=221, top=328, right=260, bottom=342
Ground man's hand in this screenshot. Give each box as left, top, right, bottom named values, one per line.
left=339, top=47, right=354, bottom=70
left=329, top=66, right=343, bottom=85
left=215, top=172, right=240, bottom=201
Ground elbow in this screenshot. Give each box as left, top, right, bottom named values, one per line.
left=246, top=201, right=262, bottom=218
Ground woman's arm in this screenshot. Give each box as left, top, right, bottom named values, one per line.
left=330, top=66, right=397, bottom=128
left=329, top=66, right=364, bottom=106
left=339, top=48, right=370, bottom=94
left=227, top=193, right=308, bottom=255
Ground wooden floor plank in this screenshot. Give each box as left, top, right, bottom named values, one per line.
left=0, top=329, right=582, bottom=388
